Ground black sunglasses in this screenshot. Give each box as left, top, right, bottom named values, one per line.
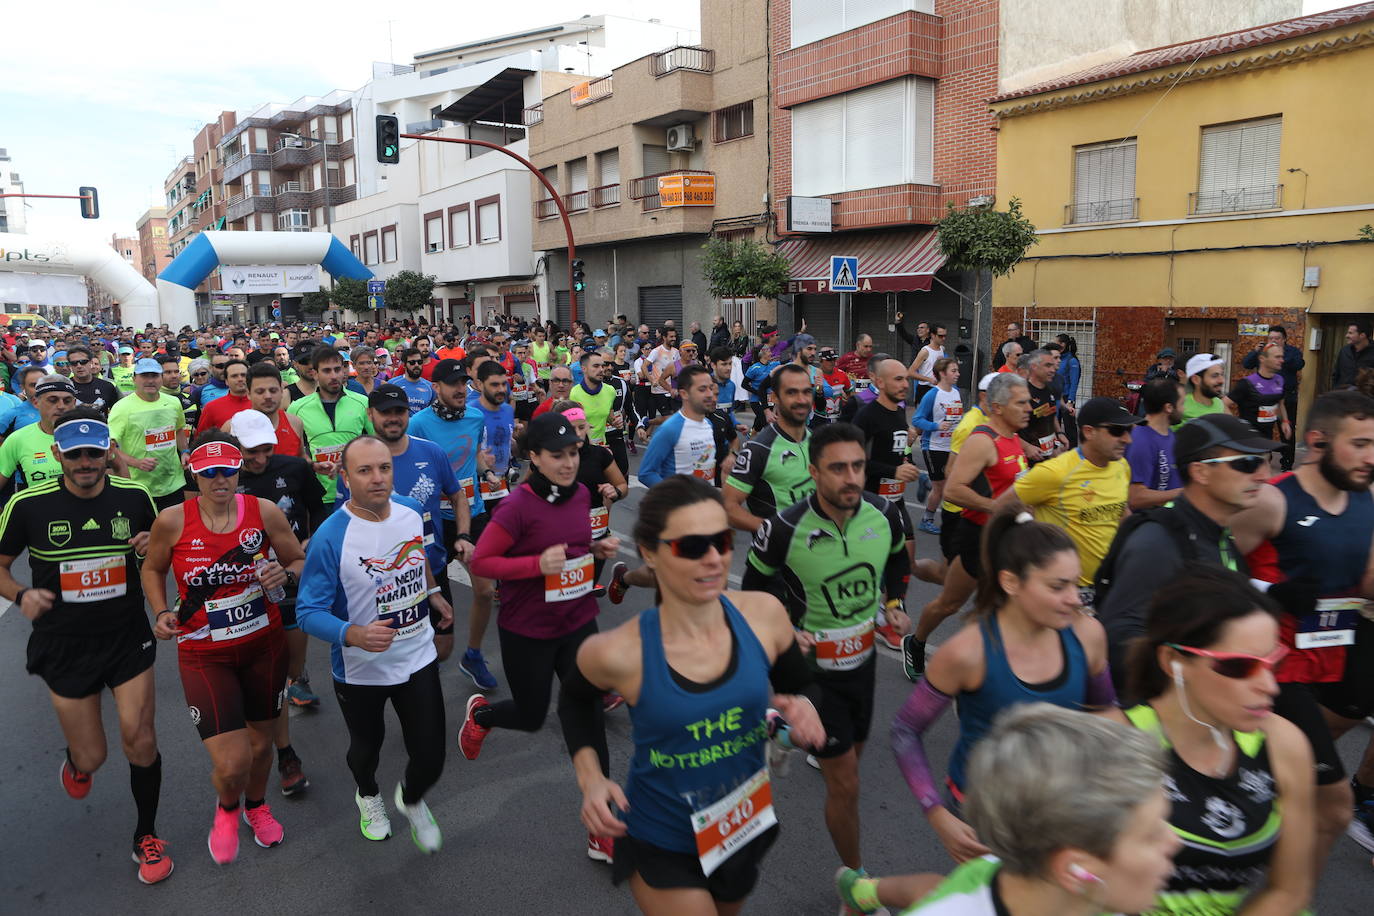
left=1097, top=424, right=1133, bottom=438
left=1197, top=454, right=1267, bottom=474
left=69, top=358, right=91, bottom=366
left=658, top=530, right=733, bottom=559
left=63, top=447, right=107, bottom=460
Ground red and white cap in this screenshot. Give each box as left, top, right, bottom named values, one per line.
left=188, top=441, right=243, bottom=473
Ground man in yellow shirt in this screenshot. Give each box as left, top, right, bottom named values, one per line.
left=1013, top=396, right=1136, bottom=604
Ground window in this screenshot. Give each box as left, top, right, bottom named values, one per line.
left=567, top=158, right=588, bottom=194
left=1025, top=318, right=1096, bottom=400
left=540, top=165, right=559, bottom=193
left=1071, top=139, right=1137, bottom=224
left=1194, top=117, right=1282, bottom=214
left=449, top=205, right=470, bottom=247
left=791, top=0, right=933, bottom=48
left=363, top=231, right=379, bottom=265
left=596, top=148, right=620, bottom=186
left=642, top=144, right=672, bottom=177
left=381, top=226, right=397, bottom=262
left=424, top=211, right=443, bottom=253
left=277, top=209, right=310, bottom=231
left=790, top=77, right=933, bottom=195
left=714, top=102, right=754, bottom=142
left=476, top=196, right=501, bottom=243
left=350, top=234, right=361, bottom=258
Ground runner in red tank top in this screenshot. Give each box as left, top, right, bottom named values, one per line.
left=240, top=362, right=305, bottom=457
left=141, top=433, right=306, bottom=866
left=905, top=373, right=1032, bottom=680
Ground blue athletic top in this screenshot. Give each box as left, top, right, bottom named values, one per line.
left=625, top=597, right=772, bottom=854
left=390, top=376, right=434, bottom=414
left=1269, top=473, right=1373, bottom=597
left=948, top=614, right=1089, bottom=791
left=408, top=406, right=487, bottom=519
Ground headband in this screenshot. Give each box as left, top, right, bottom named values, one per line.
left=188, top=441, right=243, bottom=473
left=561, top=407, right=587, bottom=422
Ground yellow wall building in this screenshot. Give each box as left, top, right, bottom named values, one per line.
left=989, top=4, right=1374, bottom=414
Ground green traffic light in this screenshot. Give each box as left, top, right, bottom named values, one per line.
left=385, top=145, right=397, bottom=156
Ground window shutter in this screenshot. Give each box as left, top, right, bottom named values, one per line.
left=908, top=78, right=934, bottom=185
left=568, top=158, right=588, bottom=193
left=597, top=148, right=619, bottom=185
left=477, top=202, right=500, bottom=242
left=1198, top=117, right=1281, bottom=211
left=1073, top=139, right=1136, bottom=222
left=790, top=0, right=839, bottom=48
left=845, top=79, right=907, bottom=189
left=791, top=95, right=845, bottom=196
left=642, top=144, right=671, bottom=177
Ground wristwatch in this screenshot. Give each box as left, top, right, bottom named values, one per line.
left=456, top=532, right=474, bottom=544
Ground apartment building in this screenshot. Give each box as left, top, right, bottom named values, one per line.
left=0, top=148, right=24, bottom=235
left=529, top=0, right=767, bottom=331
left=135, top=207, right=171, bottom=284
left=768, top=0, right=1298, bottom=367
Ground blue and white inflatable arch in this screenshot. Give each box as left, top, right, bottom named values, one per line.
left=158, top=231, right=372, bottom=328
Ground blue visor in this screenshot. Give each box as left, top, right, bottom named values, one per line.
left=54, top=418, right=110, bottom=452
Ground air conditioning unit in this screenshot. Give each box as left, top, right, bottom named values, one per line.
left=666, top=123, right=695, bottom=152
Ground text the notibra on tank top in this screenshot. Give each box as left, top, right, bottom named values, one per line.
left=647, top=706, right=768, bottom=771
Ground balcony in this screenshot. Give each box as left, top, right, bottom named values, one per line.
left=222, top=152, right=273, bottom=183
left=523, top=104, right=543, bottom=126
left=564, top=190, right=589, bottom=213
left=591, top=184, right=620, bottom=208
left=570, top=75, right=613, bottom=107
left=226, top=194, right=276, bottom=222
left=1189, top=184, right=1283, bottom=216
left=651, top=46, right=715, bottom=77
left=1064, top=197, right=1140, bottom=225
left=406, top=118, right=445, bottom=135
left=275, top=181, right=303, bottom=194
left=629, top=170, right=714, bottom=211
left=272, top=142, right=314, bottom=168
left=534, top=197, right=559, bottom=220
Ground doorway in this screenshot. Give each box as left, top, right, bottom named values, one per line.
left=1166, top=318, right=1238, bottom=375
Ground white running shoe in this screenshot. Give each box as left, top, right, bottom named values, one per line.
left=356, top=791, right=392, bottom=841
left=394, top=783, right=442, bottom=853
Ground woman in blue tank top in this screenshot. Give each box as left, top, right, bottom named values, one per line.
left=559, top=476, right=824, bottom=913
left=890, top=508, right=1119, bottom=864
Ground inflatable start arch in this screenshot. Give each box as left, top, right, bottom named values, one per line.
left=0, top=232, right=159, bottom=327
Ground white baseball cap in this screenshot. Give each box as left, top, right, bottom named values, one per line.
left=228, top=409, right=277, bottom=449
left=978, top=372, right=1000, bottom=391
left=1185, top=353, right=1224, bottom=380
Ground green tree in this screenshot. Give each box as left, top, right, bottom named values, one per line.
left=1359, top=224, right=1374, bottom=241
left=936, top=198, right=1039, bottom=362
left=700, top=237, right=792, bottom=300
left=384, top=271, right=437, bottom=314
left=323, top=276, right=370, bottom=315
left=300, top=289, right=332, bottom=314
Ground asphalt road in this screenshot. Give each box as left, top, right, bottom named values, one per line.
left=1, top=462, right=1370, bottom=914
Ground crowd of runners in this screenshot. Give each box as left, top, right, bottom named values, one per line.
left=1, top=312, right=1371, bottom=915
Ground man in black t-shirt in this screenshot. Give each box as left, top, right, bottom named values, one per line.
left=852, top=358, right=919, bottom=501
left=1018, top=348, right=1066, bottom=463
left=68, top=345, right=120, bottom=415
left=0, top=408, right=172, bottom=884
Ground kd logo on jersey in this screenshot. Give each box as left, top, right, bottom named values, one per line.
left=821, top=562, right=878, bottom=620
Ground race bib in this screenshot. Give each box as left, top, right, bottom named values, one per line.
left=544, top=553, right=594, bottom=602
left=313, top=444, right=343, bottom=466
left=144, top=425, right=175, bottom=451
left=1296, top=598, right=1364, bottom=649
left=589, top=506, right=610, bottom=539
left=878, top=478, right=905, bottom=498
left=421, top=510, right=435, bottom=550
left=1036, top=433, right=1056, bottom=457
left=812, top=618, right=875, bottom=671
left=459, top=477, right=477, bottom=508
left=59, top=555, right=127, bottom=603
left=1257, top=404, right=1279, bottom=423
left=378, top=589, right=428, bottom=640
left=480, top=477, right=509, bottom=501
left=691, top=768, right=777, bottom=877
left=205, top=583, right=268, bottom=642
left=691, top=467, right=713, bottom=481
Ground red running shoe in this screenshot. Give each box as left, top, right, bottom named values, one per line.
left=60, top=756, right=92, bottom=799
left=459, top=694, right=491, bottom=760
left=208, top=805, right=239, bottom=865
left=602, top=691, right=625, bottom=713
left=242, top=803, right=284, bottom=847
left=132, top=834, right=174, bottom=885
left=587, top=832, right=615, bottom=864
left=875, top=622, right=903, bottom=651
left=607, top=562, right=629, bottom=605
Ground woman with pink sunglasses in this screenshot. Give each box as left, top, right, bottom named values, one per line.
left=1125, top=565, right=1314, bottom=916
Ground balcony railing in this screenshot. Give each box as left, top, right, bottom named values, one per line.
left=522, top=104, right=543, bottom=126
left=571, top=75, right=613, bottom=107
left=629, top=170, right=714, bottom=211
left=591, top=183, right=620, bottom=208
left=275, top=181, right=303, bottom=195
left=651, top=46, right=715, bottom=77
left=406, top=118, right=445, bottom=135
left=564, top=190, right=589, bottom=213
left=1189, top=184, right=1283, bottom=216
left=534, top=197, right=559, bottom=220
left=1064, top=197, right=1139, bottom=225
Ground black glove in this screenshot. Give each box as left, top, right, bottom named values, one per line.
left=1265, top=578, right=1319, bottom=619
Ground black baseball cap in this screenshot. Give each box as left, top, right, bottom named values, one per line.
left=1175, top=413, right=1282, bottom=464
left=432, top=358, right=465, bottom=386
left=1076, top=397, right=1144, bottom=429
left=525, top=412, right=582, bottom=452
left=367, top=384, right=409, bottom=411
left=291, top=344, right=316, bottom=363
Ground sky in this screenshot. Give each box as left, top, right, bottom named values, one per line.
left=0, top=0, right=1352, bottom=245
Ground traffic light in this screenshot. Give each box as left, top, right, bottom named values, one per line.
left=375, top=115, right=400, bottom=164
left=572, top=259, right=586, bottom=294
left=78, top=186, right=99, bottom=219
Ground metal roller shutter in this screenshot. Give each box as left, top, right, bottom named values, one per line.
left=638, top=285, right=682, bottom=332
left=555, top=290, right=571, bottom=330
left=797, top=294, right=841, bottom=352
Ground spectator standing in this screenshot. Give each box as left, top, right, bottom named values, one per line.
left=991, top=321, right=1035, bottom=370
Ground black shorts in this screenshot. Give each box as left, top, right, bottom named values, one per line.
left=277, top=581, right=299, bottom=629
left=813, top=658, right=877, bottom=758
left=514, top=398, right=536, bottom=422
left=956, top=518, right=986, bottom=578
left=153, top=491, right=184, bottom=513
left=27, top=618, right=156, bottom=699
left=470, top=499, right=506, bottom=544
left=612, top=825, right=778, bottom=903
left=1274, top=682, right=1345, bottom=785
left=939, top=509, right=962, bottom=561
left=178, top=629, right=288, bottom=740
left=1315, top=616, right=1374, bottom=721
left=652, top=393, right=674, bottom=418
left=922, top=449, right=950, bottom=482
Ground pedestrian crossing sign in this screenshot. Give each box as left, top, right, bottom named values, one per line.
left=830, top=256, right=858, bottom=293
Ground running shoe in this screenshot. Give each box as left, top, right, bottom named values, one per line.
left=242, top=803, right=284, bottom=848
left=835, top=867, right=887, bottom=915
left=602, top=691, right=626, bottom=713
left=279, top=754, right=309, bottom=797
left=917, top=518, right=941, bottom=536
left=587, top=833, right=615, bottom=864
left=1350, top=777, right=1374, bottom=854
left=459, top=694, right=492, bottom=760
left=460, top=648, right=499, bottom=690
left=915, top=472, right=931, bottom=503
left=132, top=834, right=174, bottom=885
left=607, top=561, right=629, bottom=605
left=902, top=634, right=927, bottom=682
left=286, top=676, right=320, bottom=708
left=806, top=754, right=821, bottom=771
left=394, top=783, right=442, bottom=854
left=208, top=805, right=239, bottom=865
left=355, top=790, right=392, bottom=841
left=875, top=622, right=903, bottom=651
left=60, top=755, right=92, bottom=799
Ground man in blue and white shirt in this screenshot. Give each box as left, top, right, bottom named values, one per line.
left=637, top=364, right=734, bottom=487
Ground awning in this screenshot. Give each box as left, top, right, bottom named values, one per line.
left=775, top=229, right=946, bottom=294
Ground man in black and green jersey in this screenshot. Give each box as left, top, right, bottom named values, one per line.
left=742, top=421, right=910, bottom=879
left=287, top=346, right=373, bottom=509
left=725, top=363, right=816, bottom=532
left=0, top=374, right=79, bottom=495
left=0, top=407, right=172, bottom=884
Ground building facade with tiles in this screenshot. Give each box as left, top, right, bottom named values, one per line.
left=990, top=2, right=1374, bottom=417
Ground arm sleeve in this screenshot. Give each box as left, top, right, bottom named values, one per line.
left=891, top=679, right=955, bottom=813
left=1123, top=438, right=1153, bottom=486
left=0, top=436, right=18, bottom=478
left=1085, top=666, right=1119, bottom=709
left=295, top=526, right=352, bottom=646
left=0, top=491, right=28, bottom=556
left=912, top=388, right=940, bottom=433
left=557, top=660, right=609, bottom=762
left=636, top=415, right=679, bottom=487
left=469, top=515, right=543, bottom=580
left=895, top=323, right=916, bottom=346
left=883, top=500, right=912, bottom=598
